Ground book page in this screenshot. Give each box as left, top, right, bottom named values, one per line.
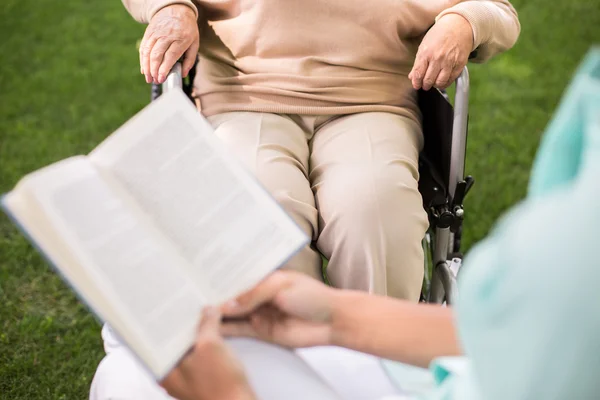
left=90, top=89, right=308, bottom=304
left=6, top=157, right=205, bottom=378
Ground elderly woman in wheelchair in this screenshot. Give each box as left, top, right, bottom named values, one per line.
left=122, top=0, right=521, bottom=303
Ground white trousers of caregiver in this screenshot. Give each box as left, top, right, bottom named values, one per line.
left=209, top=111, right=428, bottom=301
left=90, top=324, right=413, bottom=400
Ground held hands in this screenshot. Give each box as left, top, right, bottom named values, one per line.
left=409, top=14, right=474, bottom=91
left=140, top=4, right=199, bottom=84
left=221, top=271, right=339, bottom=348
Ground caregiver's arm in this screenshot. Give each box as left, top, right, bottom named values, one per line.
left=333, top=291, right=461, bottom=368
left=221, top=271, right=461, bottom=369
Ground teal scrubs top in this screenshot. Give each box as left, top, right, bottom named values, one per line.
left=385, top=47, right=600, bottom=400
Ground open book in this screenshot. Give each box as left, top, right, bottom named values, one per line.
left=1, top=89, right=309, bottom=380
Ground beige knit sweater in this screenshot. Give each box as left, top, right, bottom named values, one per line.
left=123, top=0, right=520, bottom=120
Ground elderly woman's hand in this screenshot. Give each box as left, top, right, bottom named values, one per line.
left=160, top=307, right=255, bottom=400
left=139, top=4, right=199, bottom=85
left=409, top=14, right=474, bottom=91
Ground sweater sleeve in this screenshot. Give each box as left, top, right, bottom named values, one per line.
left=436, top=0, right=521, bottom=63
left=121, top=0, right=199, bottom=23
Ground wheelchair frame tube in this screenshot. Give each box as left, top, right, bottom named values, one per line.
left=448, top=67, right=470, bottom=199
left=162, top=62, right=183, bottom=93
left=429, top=226, right=459, bottom=305
left=429, top=227, right=448, bottom=303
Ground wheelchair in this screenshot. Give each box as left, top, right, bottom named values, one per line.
left=152, top=61, right=474, bottom=306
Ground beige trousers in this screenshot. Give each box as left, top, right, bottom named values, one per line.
left=207, top=111, right=429, bottom=301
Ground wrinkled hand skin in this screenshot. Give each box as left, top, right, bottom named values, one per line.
left=139, top=4, right=199, bottom=84
left=409, top=14, right=474, bottom=91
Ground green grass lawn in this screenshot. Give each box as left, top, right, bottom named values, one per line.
left=0, top=1, right=598, bottom=398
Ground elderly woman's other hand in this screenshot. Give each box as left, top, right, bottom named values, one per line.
left=139, top=4, right=199, bottom=85
left=409, top=14, right=474, bottom=91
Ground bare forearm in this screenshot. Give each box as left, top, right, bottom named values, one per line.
left=330, top=291, right=461, bottom=368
